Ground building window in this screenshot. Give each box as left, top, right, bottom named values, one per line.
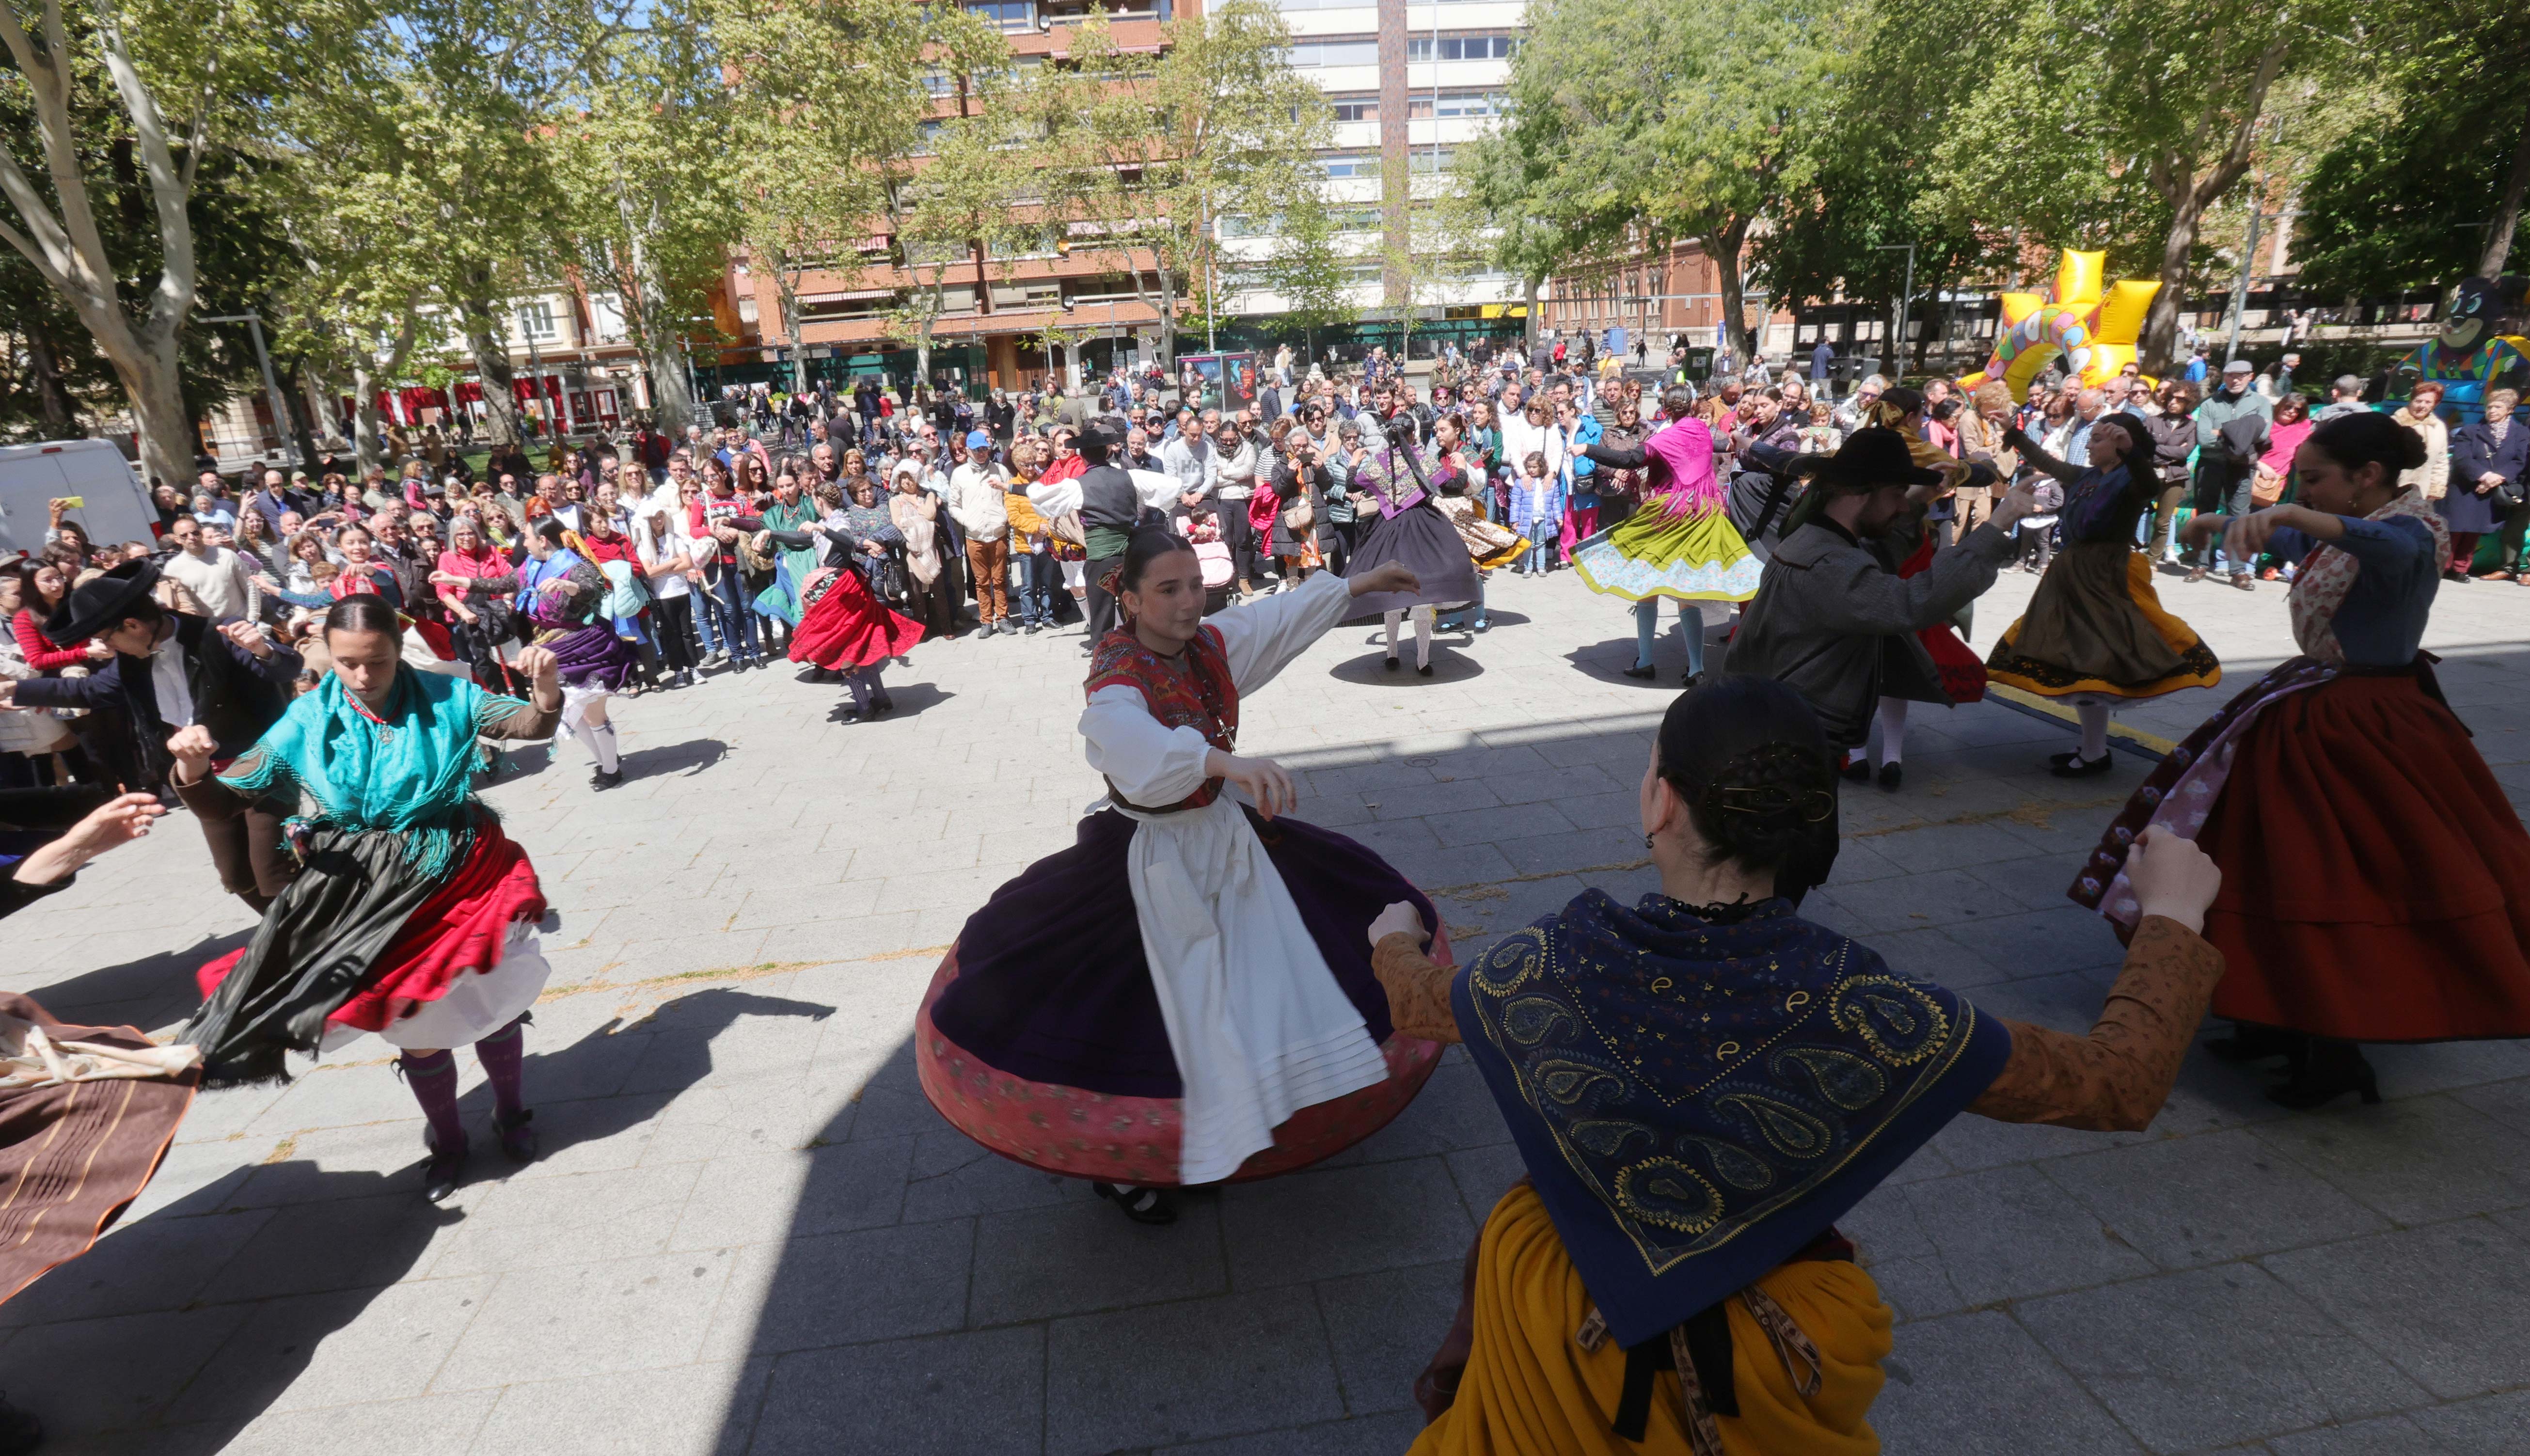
left=1408, top=148, right=1455, bottom=173
left=1287, top=39, right=1380, bottom=67
left=1407, top=91, right=1506, bottom=118
left=1329, top=97, right=1378, bottom=122
left=1405, top=33, right=1518, bottom=61
left=1316, top=152, right=1382, bottom=179
left=964, top=1, right=1033, bottom=31
left=515, top=299, right=561, bottom=343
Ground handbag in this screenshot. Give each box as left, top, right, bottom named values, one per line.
left=2250, top=461, right=2288, bottom=507
left=1281, top=493, right=1315, bottom=534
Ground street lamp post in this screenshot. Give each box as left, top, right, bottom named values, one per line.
left=198, top=310, right=300, bottom=471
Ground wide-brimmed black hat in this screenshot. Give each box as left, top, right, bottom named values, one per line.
left=46, top=558, right=161, bottom=643
left=1795, top=427, right=1946, bottom=492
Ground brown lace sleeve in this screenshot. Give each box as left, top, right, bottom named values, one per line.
left=1373, top=931, right=1462, bottom=1045
left=1967, top=916, right=2225, bottom=1132
left=475, top=690, right=560, bottom=743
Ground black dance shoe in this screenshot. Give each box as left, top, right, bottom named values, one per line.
left=2267, top=1041, right=2381, bottom=1110
left=495, top=1108, right=538, bottom=1163
left=591, top=767, right=625, bottom=791
left=1416, top=662, right=1435, bottom=677
left=1383, top=656, right=1400, bottom=672
left=1842, top=756, right=1871, bottom=783
left=1878, top=761, right=1903, bottom=791
left=422, top=1132, right=469, bottom=1203
left=1093, top=1181, right=1180, bottom=1225
left=2049, top=751, right=2115, bottom=777
left=1621, top=663, right=1657, bottom=680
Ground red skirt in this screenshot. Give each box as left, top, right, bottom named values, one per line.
left=196, top=826, right=546, bottom=1032
left=2194, top=673, right=2530, bottom=1042
left=788, top=568, right=925, bottom=671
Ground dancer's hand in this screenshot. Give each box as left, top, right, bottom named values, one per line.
left=512, top=644, right=562, bottom=710
left=221, top=620, right=273, bottom=659
left=11, top=792, right=166, bottom=886
left=1367, top=900, right=1428, bottom=950
left=1205, top=750, right=1297, bottom=819
left=1346, top=562, right=1420, bottom=599
left=166, top=725, right=218, bottom=785
left=2125, top=826, right=2221, bottom=934
left=2222, top=504, right=2325, bottom=564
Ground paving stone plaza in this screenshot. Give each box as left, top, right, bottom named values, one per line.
left=7, top=560, right=2529, bottom=1456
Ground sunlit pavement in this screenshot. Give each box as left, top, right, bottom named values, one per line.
left=8, top=558, right=2529, bottom=1455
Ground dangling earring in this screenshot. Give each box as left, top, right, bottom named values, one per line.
left=1643, top=831, right=1655, bottom=851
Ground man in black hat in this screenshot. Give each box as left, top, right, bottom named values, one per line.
left=0, top=560, right=302, bottom=911
left=1075, top=425, right=1154, bottom=651
left=1727, top=427, right=2035, bottom=759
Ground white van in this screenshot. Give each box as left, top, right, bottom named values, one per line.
left=0, top=439, right=156, bottom=557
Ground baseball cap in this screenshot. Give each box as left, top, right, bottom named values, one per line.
left=965, top=430, right=992, bottom=449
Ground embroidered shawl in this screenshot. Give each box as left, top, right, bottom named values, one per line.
left=2286, top=491, right=2450, bottom=663
left=1455, top=890, right=2009, bottom=1348
left=217, top=666, right=504, bottom=880
left=1084, top=626, right=1239, bottom=811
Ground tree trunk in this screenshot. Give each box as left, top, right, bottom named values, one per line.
left=1712, top=221, right=1754, bottom=370
left=108, top=331, right=195, bottom=490
left=643, top=329, right=698, bottom=438
left=279, top=363, right=322, bottom=473
left=2480, top=105, right=2530, bottom=279
left=348, top=352, right=386, bottom=475
left=2139, top=189, right=2211, bottom=373
left=1523, top=274, right=1541, bottom=348
left=458, top=294, right=525, bottom=446
left=24, top=324, right=79, bottom=435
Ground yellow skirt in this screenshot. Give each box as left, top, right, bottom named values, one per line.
left=1409, top=1183, right=1894, bottom=1456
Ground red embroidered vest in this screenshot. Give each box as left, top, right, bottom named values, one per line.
left=1084, top=626, right=1240, bottom=812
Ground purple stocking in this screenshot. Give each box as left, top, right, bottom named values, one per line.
left=474, top=1013, right=529, bottom=1120
left=398, top=1048, right=465, bottom=1151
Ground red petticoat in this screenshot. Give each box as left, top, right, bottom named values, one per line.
left=2195, top=673, right=2530, bottom=1042
left=196, top=826, right=546, bottom=1032
left=788, top=568, right=926, bottom=671
left=916, top=935, right=1451, bottom=1187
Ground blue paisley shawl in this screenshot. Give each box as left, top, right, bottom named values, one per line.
left=1455, top=890, right=2010, bottom=1348
left=215, top=667, right=516, bottom=881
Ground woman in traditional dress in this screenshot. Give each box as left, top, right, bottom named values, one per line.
left=1573, top=384, right=1763, bottom=688
left=1342, top=419, right=1482, bottom=678
left=520, top=519, right=636, bottom=789
left=172, top=595, right=566, bottom=1202
left=1368, top=676, right=2227, bottom=1455
left=2073, top=411, right=2530, bottom=1108
left=1983, top=412, right=2223, bottom=776
left=918, top=534, right=1445, bottom=1224
left=765, top=481, right=927, bottom=722
left=1429, top=417, right=1526, bottom=634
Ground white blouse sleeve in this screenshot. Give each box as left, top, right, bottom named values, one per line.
left=1082, top=685, right=1216, bottom=806
left=1210, top=568, right=1352, bottom=696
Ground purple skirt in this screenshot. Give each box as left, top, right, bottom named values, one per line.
left=929, top=806, right=1432, bottom=1098
left=1342, top=502, right=1481, bottom=619
left=544, top=622, right=635, bottom=692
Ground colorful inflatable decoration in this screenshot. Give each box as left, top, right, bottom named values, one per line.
left=1959, top=249, right=2161, bottom=403
left=2395, top=273, right=2530, bottom=426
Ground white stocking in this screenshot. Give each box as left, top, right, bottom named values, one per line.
left=1412, top=605, right=1433, bottom=669
left=1875, top=698, right=1910, bottom=765
left=2078, top=700, right=2111, bottom=761
left=1383, top=610, right=1402, bottom=658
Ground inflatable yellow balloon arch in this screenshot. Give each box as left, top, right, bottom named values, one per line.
left=1958, top=249, right=2161, bottom=403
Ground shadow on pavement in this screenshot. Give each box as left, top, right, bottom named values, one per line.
left=0, top=984, right=834, bottom=1453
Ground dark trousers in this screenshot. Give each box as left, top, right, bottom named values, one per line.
left=202, top=805, right=292, bottom=912
left=2146, top=482, right=2188, bottom=560
left=1221, top=507, right=1261, bottom=585
left=1327, top=519, right=1361, bottom=575
left=653, top=595, right=697, bottom=672
left=2497, top=499, right=2530, bottom=573
left=1085, top=552, right=1123, bottom=641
